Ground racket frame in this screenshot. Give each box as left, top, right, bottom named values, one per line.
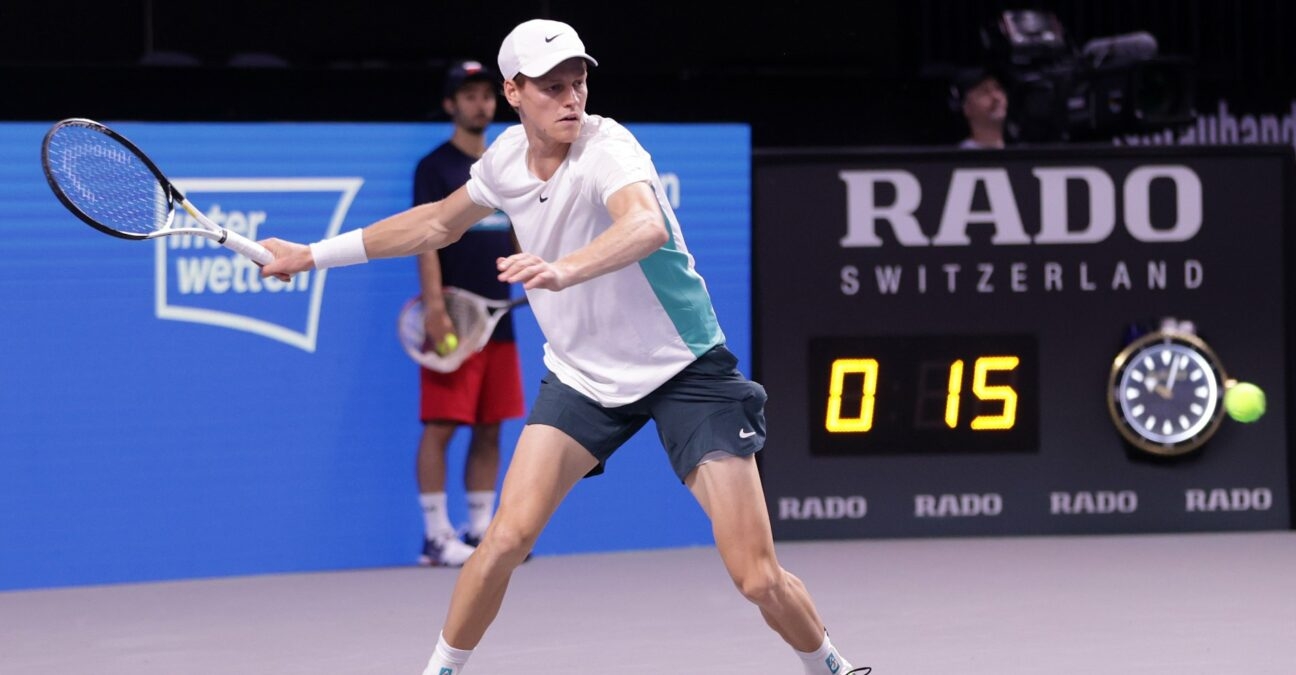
left=398, top=288, right=528, bottom=373
left=41, top=118, right=273, bottom=264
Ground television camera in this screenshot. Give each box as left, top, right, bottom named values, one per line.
left=979, top=9, right=1196, bottom=142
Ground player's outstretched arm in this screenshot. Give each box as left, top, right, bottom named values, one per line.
left=259, top=186, right=494, bottom=280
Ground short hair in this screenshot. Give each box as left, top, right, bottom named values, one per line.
left=952, top=66, right=1000, bottom=102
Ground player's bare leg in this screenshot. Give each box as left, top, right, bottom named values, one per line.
left=685, top=454, right=830, bottom=649
left=441, top=424, right=598, bottom=648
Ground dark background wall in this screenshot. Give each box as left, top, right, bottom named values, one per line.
left=3, top=0, right=1293, bottom=147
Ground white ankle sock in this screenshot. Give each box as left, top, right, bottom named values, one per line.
left=796, top=632, right=853, bottom=674
left=419, top=493, right=454, bottom=540
left=422, top=632, right=472, bottom=675
left=465, top=490, right=495, bottom=538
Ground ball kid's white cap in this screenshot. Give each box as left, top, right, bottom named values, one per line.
left=497, top=19, right=599, bottom=80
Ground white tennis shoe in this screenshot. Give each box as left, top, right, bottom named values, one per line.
left=419, top=534, right=477, bottom=567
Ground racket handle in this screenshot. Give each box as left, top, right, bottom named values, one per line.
left=222, top=229, right=275, bottom=265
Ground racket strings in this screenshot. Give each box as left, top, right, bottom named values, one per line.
left=45, top=126, right=169, bottom=235
left=444, top=293, right=491, bottom=350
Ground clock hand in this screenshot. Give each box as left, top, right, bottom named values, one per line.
left=1145, top=373, right=1170, bottom=399
left=1165, top=354, right=1182, bottom=394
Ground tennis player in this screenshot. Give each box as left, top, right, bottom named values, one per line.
left=260, top=18, right=866, bottom=675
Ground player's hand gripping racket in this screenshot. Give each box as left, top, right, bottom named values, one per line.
left=398, top=288, right=528, bottom=373
left=40, top=118, right=274, bottom=265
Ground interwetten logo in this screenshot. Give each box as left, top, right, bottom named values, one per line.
left=156, top=178, right=364, bottom=352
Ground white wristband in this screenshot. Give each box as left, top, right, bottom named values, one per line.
left=309, top=229, right=369, bottom=270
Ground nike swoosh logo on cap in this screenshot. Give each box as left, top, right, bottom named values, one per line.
left=739, top=428, right=757, bottom=439
left=544, top=33, right=562, bottom=43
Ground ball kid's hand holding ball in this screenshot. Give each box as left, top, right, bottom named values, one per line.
left=435, top=333, right=459, bottom=356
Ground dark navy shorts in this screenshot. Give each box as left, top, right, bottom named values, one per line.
left=525, top=345, right=768, bottom=482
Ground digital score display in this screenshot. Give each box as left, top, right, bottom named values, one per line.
left=807, top=335, right=1039, bottom=455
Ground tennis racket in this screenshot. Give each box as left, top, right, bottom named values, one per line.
left=40, top=118, right=274, bottom=265
left=398, top=288, right=528, bottom=373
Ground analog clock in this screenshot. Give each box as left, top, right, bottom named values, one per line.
left=1108, top=329, right=1228, bottom=456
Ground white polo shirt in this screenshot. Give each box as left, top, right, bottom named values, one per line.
left=466, top=114, right=724, bottom=406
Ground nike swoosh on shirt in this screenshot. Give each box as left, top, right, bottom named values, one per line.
left=539, top=195, right=549, bottom=203
left=545, top=33, right=563, bottom=43
left=739, top=428, right=757, bottom=439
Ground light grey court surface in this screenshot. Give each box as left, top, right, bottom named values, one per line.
left=2, top=532, right=1293, bottom=674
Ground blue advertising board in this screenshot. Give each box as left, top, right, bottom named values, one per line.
left=0, top=121, right=750, bottom=590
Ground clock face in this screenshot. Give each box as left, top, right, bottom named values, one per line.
left=1109, top=331, right=1227, bottom=456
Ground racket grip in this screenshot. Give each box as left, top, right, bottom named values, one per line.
left=222, top=229, right=275, bottom=265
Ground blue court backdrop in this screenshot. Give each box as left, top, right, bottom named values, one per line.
left=0, top=121, right=751, bottom=591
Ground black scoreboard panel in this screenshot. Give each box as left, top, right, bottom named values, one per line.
left=754, top=146, right=1293, bottom=539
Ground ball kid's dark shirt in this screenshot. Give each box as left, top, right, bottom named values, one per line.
left=414, top=141, right=515, bottom=342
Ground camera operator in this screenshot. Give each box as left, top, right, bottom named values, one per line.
left=955, top=67, right=1009, bottom=149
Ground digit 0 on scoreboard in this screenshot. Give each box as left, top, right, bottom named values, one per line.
left=808, top=335, right=1040, bottom=455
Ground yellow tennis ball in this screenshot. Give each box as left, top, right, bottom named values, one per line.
left=1224, top=382, right=1266, bottom=423
left=435, top=333, right=459, bottom=356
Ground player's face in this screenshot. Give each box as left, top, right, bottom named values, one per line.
left=446, top=81, right=498, bottom=134
left=507, top=59, right=588, bottom=145
left=963, top=77, right=1008, bottom=124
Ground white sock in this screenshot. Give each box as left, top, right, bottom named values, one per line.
left=419, top=493, right=454, bottom=540
left=465, top=490, right=495, bottom=538
left=796, top=632, right=854, bottom=674
left=421, top=632, right=472, bottom=675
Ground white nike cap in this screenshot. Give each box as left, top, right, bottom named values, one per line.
left=497, top=19, right=599, bottom=81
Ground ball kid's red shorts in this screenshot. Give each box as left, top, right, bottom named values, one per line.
left=420, top=340, right=525, bottom=425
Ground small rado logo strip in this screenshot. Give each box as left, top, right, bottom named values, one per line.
left=1185, top=488, right=1273, bottom=512
left=1050, top=490, right=1139, bottom=515
left=914, top=493, right=1003, bottom=518
left=777, top=496, right=868, bottom=520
